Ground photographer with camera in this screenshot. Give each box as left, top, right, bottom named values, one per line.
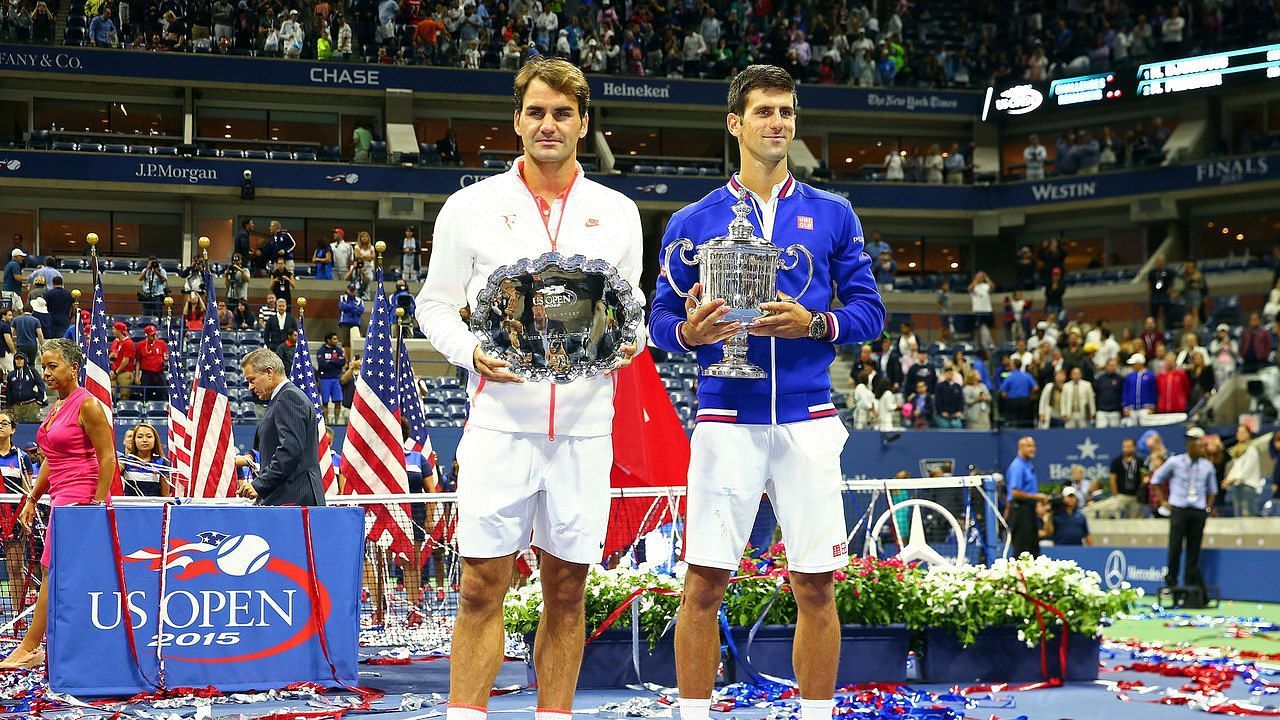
left=136, top=256, right=168, bottom=317
left=344, top=259, right=369, bottom=300
left=224, top=253, right=250, bottom=304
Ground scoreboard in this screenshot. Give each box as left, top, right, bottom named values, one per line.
left=984, top=42, right=1280, bottom=120
left=1136, top=43, right=1280, bottom=96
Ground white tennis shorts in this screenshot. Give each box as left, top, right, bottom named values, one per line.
left=455, top=426, right=612, bottom=564
left=685, top=416, right=850, bottom=573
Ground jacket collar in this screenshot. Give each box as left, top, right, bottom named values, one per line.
left=726, top=172, right=797, bottom=201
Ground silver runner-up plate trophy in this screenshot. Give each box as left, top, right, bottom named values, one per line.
left=662, top=199, right=814, bottom=379
left=471, top=252, right=642, bottom=384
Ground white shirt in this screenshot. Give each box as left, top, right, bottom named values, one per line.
left=1024, top=144, right=1047, bottom=170
left=730, top=173, right=794, bottom=242
left=415, top=161, right=646, bottom=437
left=970, top=281, right=992, bottom=313
left=270, top=379, right=287, bottom=401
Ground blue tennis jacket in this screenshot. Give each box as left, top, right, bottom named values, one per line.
left=650, top=174, right=886, bottom=425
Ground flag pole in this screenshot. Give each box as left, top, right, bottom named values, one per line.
left=70, top=288, right=81, bottom=346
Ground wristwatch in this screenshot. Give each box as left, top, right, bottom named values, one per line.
left=807, top=312, right=829, bottom=340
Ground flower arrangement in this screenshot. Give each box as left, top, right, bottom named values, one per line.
left=503, top=566, right=682, bottom=650
left=503, top=548, right=1142, bottom=651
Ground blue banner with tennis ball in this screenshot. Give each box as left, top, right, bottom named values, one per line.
left=47, top=505, right=362, bottom=696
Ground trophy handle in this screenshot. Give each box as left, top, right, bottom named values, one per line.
left=662, top=238, right=699, bottom=302
left=780, top=244, right=815, bottom=301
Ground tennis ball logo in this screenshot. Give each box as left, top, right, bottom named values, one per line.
left=215, top=534, right=271, bottom=576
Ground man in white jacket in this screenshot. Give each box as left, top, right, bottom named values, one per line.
left=415, top=58, right=644, bottom=720
left=1061, top=366, right=1096, bottom=428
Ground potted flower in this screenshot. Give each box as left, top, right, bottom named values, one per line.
left=915, top=554, right=1142, bottom=683
left=504, top=566, right=682, bottom=688
left=722, top=548, right=918, bottom=683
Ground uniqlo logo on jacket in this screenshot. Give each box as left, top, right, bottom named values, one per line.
left=833, top=541, right=847, bottom=557
left=797, top=216, right=814, bottom=230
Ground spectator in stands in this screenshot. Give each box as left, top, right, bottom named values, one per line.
left=216, top=299, right=235, bottom=330
left=257, top=292, right=278, bottom=327
left=1123, top=352, right=1155, bottom=424
left=1061, top=366, right=1094, bottom=428
left=335, top=15, right=352, bottom=59
left=0, top=309, right=13, bottom=375
left=1238, top=312, right=1271, bottom=373
left=135, top=325, right=168, bottom=403
left=999, top=357, right=1037, bottom=428
left=338, top=284, right=364, bottom=353
left=850, top=370, right=875, bottom=429
left=1043, top=268, right=1065, bottom=322
left=1156, top=351, right=1190, bottom=413
left=278, top=9, right=304, bottom=58
left=1075, top=130, right=1101, bottom=174
left=1147, top=256, right=1176, bottom=328
left=89, top=5, right=117, bottom=46
left=353, top=231, right=376, bottom=290
left=871, top=374, right=897, bottom=431
left=338, top=354, right=361, bottom=424
left=962, top=369, right=992, bottom=429
left=1160, top=6, right=1187, bottom=57
left=1186, top=350, right=1214, bottom=402
left=922, top=144, right=943, bottom=184
left=1180, top=260, right=1207, bottom=325
left=312, top=237, right=334, bottom=281
left=1138, top=315, right=1162, bottom=359
left=882, top=143, right=904, bottom=181
left=212, top=0, right=233, bottom=44
left=1092, top=356, right=1123, bottom=427
left=1, top=248, right=25, bottom=312
left=943, top=142, right=966, bottom=184
left=26, top=275, right=47, bottom=335
left=1023, top=134, right=1047, bottom=181
left=331, top=229, right=352, bottom=281
left=223, top=253, right=249, bottom=305
left=1176, top=332, right=1211, bottom=369
left=270, top=258, right=295, bottom=309
left=137, top=257, right=168, bottom=317
left=6, top=353, right=43, bottom=422
left=1013, top=245, right=1037, bottom=290
left=864, top=232, right=890, bottom=261
left=969, top=271, right=994, bottom=349
left=121, top=422, right=170, bottom=497
left=43, top=276, right=71, bottom=340
left=11, top=308, right=41, bottom=365
left=109, top=322, right=136, bottom=401
left=29, top=0, right=52, bottom=44
left=934, top=365, right=964, bottom=428
left=1054, top=132, right=1078, bottom=175
left=182, top=290, right=205, bottom=331
left=1268, top=283, right=1280, bottom=325
left=1047, top=486, right=1091, bottom=546
left=316, top=331, right=345, bottom=425
left=27, top=257, right=59, bottom=288
left=873, top=250, right=896, bottom=293
left=906, top=348, right=937, bottom=395
left=232, top=299, right=256, bottom=329
left=906, top=380, right=934, bottom=429
left=1037, top=369, right=1067, bottom=429
left=275, top=327, right=298, bottom=367
left=262, top=297, right=296, bottom=350
left=1223, top=425, right=1263, bottom=517
left=1209, top=323, right=1239, bottom=387
left=400, top=226, right=420, bottom=280
left=263, top=220, right=297, bottom=272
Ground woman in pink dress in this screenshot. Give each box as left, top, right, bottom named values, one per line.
left=0, top=339, right=116, bottom=669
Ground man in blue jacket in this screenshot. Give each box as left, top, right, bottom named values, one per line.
left=649, top=65, right=885, bottom=720
left=337, top=284, right=365, bottom=354
left=316, top=331, right=345, bottom=425
left=1122, top=352, right=1156, bottom=425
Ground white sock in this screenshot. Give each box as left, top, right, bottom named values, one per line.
left=798, top=698, right=835, bottom=720
left=446, top=705, right=486, bottom=720
left=678, top=698, right=712, bottom=720
left=535, top=710, right=573, bottom=720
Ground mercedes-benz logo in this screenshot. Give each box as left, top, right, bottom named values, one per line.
left=1104, top=550, right=1126, bottom=589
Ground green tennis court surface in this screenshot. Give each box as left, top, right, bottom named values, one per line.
left=1104, top=600, right=1280, bottom=655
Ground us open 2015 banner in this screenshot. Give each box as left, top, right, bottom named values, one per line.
left=48, top=505, right=362, bottom=695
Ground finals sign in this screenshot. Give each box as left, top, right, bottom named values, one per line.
left=48, top=506, right=361, bottom=695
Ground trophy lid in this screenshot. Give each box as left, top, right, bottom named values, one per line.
left=706, top=198, right=770, bottom=248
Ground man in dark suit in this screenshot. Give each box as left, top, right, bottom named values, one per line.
left=236, top=348, right=324, bottom=506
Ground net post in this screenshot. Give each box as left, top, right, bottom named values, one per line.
left=981, top=474, right=1000, bottom=564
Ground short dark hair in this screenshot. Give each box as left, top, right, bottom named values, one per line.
left=52, top=276, right=63, bottom=286
left=727, top=64, right=797, bottom=117
left=325, top=331, right=339, bottom=341
left=241, top=218, right=253, bottom=228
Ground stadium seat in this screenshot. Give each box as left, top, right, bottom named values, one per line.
left=319, top=145, right=342, bottom=162
left=27, top=129, right=50, bottom=149
left=77, top=142, right=103, bottom=153
left=580, top=161, right=598, bottom=172
left=418, top=143, right=440, bottom=166
left=436, top=377, right=461, bottom=389
left=116, top=401, right=144, bottom=418
left=632, top=165, right=656, bottom=174
left=153, top=146, right=178, bottom=156
left=698, top=167, right=719, bottom=176
left=677, top=166, right=699, bottom=176
left=294, top=264, right=314, bottom=277
left=481, top=158, right=506, bottom=170
left=245, top=150, right=268, bottom=160
left=655, top=165, right=678, bottom=175
left=294, top=150, right=317, bottom=162
left=195, top=147, right=220, bottom=158
left=128, top=145, right=153, bottom=155
left=103, top=143, right=128, bottom=154
left=145, top=401, right=169, bottom=418
left=268, top=150, right=292, bottom=161
left=222, top=149, right=247, bottom=159
left=369, top=141, right=387, bottom=163
left=51, top=141, right=77, bottom=151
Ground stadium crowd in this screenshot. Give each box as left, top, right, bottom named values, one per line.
left=3, top=0, right=1277, bottom=89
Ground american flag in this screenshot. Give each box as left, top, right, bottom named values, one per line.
left=82, top=251, right=122, bottom=495
left=289, top=316, right=337, bottom=495
left=397, top=339, right=435, bottom=469
left=187, top=271, right=236, bottom=498
left=340, top=268, right=412, bottom=554
left=165, top=316, right=192, bottom=497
